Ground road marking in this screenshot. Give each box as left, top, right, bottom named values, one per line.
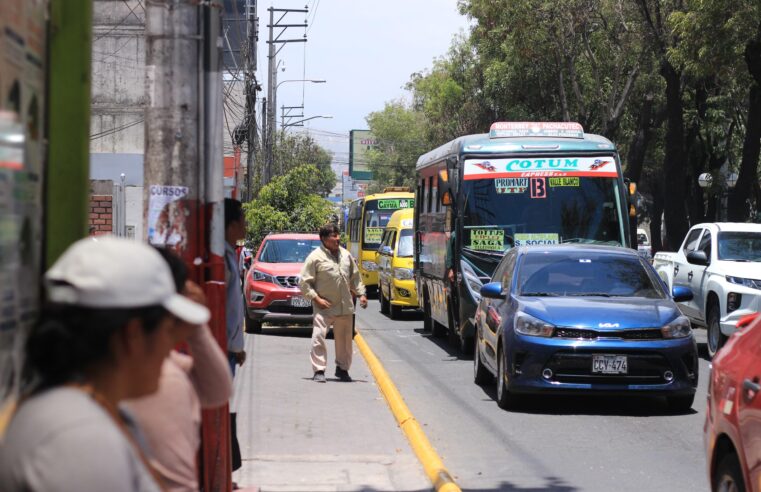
left=354, top=328, right=461, bottom=492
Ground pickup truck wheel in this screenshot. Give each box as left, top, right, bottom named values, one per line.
left=707, top=300, right=727, bottom=358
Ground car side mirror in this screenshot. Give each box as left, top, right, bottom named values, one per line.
left=686, top=250, right=709, bottom=266
left=480, top=282, right=504, bottom=299
left=672, top=286, right=694, bottom=303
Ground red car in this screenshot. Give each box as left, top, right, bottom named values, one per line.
left=243, top=233, right=321, bottom=333
left=704, top=312, right=761, bottom=491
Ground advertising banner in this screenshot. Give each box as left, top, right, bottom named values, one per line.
left=349, top=129, right=376, bottom=180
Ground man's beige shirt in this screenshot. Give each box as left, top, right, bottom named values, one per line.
left=299, top=245, right=366, bottom=317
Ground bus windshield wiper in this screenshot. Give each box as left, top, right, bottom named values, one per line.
left=462, top=247, right=505, bottom=257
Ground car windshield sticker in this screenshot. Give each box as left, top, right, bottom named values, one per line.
left=514, top=233, right=559, bottom=246
left=463, top=157, right=618, bottom=180
left=377, top=198, right=414, bottom=210
left=530, top=178, right=547, bottom=198
left=495, top=177, right=528, bottom=194
left=549, top=177, right=580, bottom=187
left=364, top=227, right=383, bottom=244
left=469, top=229, right=505, bottom=251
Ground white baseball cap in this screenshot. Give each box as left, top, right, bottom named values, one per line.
left=45, top=236, right=210, bottom=325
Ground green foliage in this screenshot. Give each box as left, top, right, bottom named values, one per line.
left=244, top=164, right=334, bottom=248
left=272, top=132, right=336, bottom=196
left=365, top=100, right=429, bottom=192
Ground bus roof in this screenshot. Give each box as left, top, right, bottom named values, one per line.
left=416, top=128, right=616, bottom=170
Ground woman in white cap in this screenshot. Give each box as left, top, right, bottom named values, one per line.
left=0, top=237, right=210, bottom=492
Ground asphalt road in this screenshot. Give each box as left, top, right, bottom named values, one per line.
left=356, top=299, right=711, bottom=492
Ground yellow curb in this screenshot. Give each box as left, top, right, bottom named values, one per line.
left=354, top=331, right=461, bottom=492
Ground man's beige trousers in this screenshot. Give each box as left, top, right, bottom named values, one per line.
left=310, top=312, right=353, bottom=373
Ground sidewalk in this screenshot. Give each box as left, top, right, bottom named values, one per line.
left=231, top=328, right=431, bottom=492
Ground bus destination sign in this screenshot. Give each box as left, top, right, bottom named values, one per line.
left=377, top=198, right=414, bottom=210
left=489, top=121, right=584, bottom=139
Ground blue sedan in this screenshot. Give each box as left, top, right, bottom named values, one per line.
left=473, top=245, right=698, bottom=411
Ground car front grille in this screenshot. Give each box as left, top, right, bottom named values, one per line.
left=546, top=351, right=671, bottom=385
left=275, top=275, right=300, bottom=288
left=553, top=327, right=663, bottom=341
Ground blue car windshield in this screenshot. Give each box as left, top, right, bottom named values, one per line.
left=517, top=251, right=665, bottom=298
left=259, top=239, right=321, bottom=263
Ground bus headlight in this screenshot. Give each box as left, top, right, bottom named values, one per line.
left=394, top=268, right=414, bottom=280
left=460, top=260, right=484, bottom=303
left=361, top=260, right=378, bottom=272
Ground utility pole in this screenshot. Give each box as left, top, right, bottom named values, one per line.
left=244, top=0, right=259, bottom=200
left=264, top=6, right=308, bottom=185
left=145, top=1, right=229, bottom=490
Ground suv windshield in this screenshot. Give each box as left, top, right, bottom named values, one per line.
left=517, top=251, right=664, bottom=298
left=259, top=239, right=321, bottom=263
left=718, top=231, right=761, bottom=261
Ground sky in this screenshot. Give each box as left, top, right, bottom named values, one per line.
left=254, top=0, right=471, bottom=163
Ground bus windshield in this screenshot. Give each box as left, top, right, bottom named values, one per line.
left=461, top=167, right=625, bottom=275
left=362, top=198, right=414, bottom=250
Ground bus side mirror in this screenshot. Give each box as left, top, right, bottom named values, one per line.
left=438, top=169, right=454, bottom=206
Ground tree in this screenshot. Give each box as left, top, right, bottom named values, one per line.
left=365, top=100, right=429, bottom=192
left=244, top=164, right=335, bottom=248
left=271, top=133, right=336, bottom=197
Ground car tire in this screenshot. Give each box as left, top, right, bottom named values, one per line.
left=666, top=394, right=695, bottom=413
left=707, top=299, right=727, bottom=359
left=380, top=287, right=390, bottom=315
left=474, top=337, right=492, bottom=385
left=496, top=345, right=517, bottom=410
left=245, top=313, right=262, bottom=334
left=390, top=301, right=402, bottom=320
left=423, top=290, right=433, bottom=332
left=713, top=452, right=745, bottom=492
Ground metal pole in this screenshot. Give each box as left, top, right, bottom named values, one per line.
left=261, top=97, right=267, bottom=188
left=265, top=7, right=275, bottom=184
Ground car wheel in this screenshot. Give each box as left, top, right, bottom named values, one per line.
left=473, top=337, right=492, bottom=385
left=666, top=394, right=695, bottom=413
left=496, top=345, right=517, bottom=410
left=390, top=301, right=402, bottom=320
left=707, top=299, right=727, bottom=358
left=380, top=287, right=390, bottom=315
left=245, top=313, right=262, bottom=334
left=713, top=452, right=745, bottom=492
left=423, top=290, right=433, bottom=332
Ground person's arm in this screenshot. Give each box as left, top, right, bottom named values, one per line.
left=300, top=254, right=331, bottom=309
left=186, top=324, right=233, bottom=408
left=349, top=254, right=368, bottom=308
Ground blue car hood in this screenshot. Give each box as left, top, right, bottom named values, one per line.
left=517, top=296, right=680, bottom=329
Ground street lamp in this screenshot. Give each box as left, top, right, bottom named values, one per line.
left=282, top=115, right=332, bottom=129
left=276, top=78, right=326, bottom=90
left=698, top=170, right=738, bottom=221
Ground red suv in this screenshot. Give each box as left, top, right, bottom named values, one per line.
left=243, top=233, right=321, bottom=333
left=704, top=312, right=761, bottom=491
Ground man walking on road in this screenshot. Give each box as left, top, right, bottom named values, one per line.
left=300, top=223, right=367, bottom=383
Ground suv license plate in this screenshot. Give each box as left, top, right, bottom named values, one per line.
left=592, top=355, right=628, bottom=374
left=290, top=296, right=311, bottom=308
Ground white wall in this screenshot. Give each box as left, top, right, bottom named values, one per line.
left=125, top=186, right=144, bottom=242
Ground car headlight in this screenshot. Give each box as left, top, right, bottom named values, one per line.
left=514, top=311, right=555, bottom=337
left=252, top=269, right=274, bottom=283
left=460, top=260, right=485, bottom=303
left=362, top=260, right=378, bottom=272
left=661, top=315, right=692, bottom=339
left=393, top=268, right=414, bottom=280
left=726, top=275, right=761, bottom=290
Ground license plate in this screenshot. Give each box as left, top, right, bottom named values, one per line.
left=290, top=296, right=311, bottom=308
left=592, top=355, right=628, bottom=374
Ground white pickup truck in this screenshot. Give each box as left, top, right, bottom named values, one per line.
left=653, top=222, right=761, bottom=357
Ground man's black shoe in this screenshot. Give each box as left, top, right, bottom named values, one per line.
left=335, top=367, right=352, bottom=382
left=313, top=371, right=326, bottom=383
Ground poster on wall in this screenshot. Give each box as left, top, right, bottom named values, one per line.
left=147, top=185, right=190, bottom=251
left=0, top=0, right=49, bottom=409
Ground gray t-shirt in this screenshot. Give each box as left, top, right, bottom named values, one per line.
left=0, top=387, right=161, bottom=492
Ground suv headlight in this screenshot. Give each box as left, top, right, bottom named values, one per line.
left=514, top=311, right=555, bottom=337
left=661, top=315, right=692, bottom=339
left=361, top=260, right=378, bottom=272
left=726, top=276, right=761, bottom=290
left=252, top=269, right=274, bottom=283
left=393, top=268, right=414, bottom=280
left=460, top=260, right=485, bottom=302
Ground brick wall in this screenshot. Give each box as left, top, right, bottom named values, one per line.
left=89, top=195, right=113, bottom=235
